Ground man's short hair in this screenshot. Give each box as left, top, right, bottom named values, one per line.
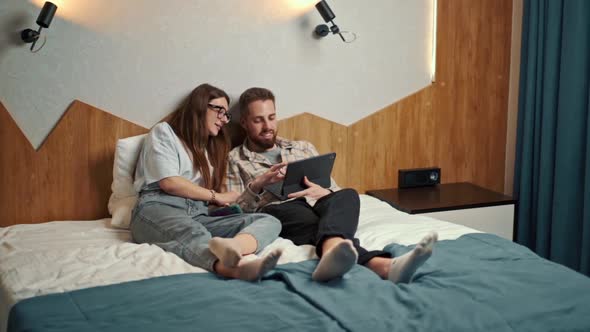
left=239, top=87, right=275, bottom=120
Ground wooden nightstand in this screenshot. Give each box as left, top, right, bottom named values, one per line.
left=366, top=182, right=516, bottom=240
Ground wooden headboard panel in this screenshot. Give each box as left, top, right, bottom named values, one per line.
left=0, top=101, right=349, bottom=227
left=0, top=101, right=147, bottom=227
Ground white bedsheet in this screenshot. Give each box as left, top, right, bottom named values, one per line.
left=0, top=195, right=480, bottom=331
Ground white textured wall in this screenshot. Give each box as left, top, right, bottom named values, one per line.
left=0, top=0, right=434, bottom=149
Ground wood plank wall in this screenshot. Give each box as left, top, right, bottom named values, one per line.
left=0, top=0, right=513, bottom=226
left=0, top=101, right=147, bottom=226
left=432, top=0, right=513, bottom=194
left=277, top=113, right=348, bottom=189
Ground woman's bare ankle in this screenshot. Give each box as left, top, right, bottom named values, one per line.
left=365, top=257, right=391, bottom=279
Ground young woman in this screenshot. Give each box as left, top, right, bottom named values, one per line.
left=131, top=83, right=282, bottom=281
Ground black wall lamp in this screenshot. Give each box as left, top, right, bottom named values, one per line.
left=21, top=1, right=58, bottom=52
left=313, top=1, right=355, bottom=43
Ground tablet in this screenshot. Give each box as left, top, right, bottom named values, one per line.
left=264, top=152, right=336, bottom=200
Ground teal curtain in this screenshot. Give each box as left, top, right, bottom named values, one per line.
left=514, top=0, right=590, bottom=275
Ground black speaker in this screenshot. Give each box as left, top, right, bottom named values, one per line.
left=398, top=167, right=441, bottom=188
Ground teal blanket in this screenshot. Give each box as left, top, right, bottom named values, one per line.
left=8, top=234, right=590, bottom=332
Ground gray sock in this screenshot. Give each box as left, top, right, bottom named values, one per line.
left=209, top=237, right=242, bottom=268
left=237, top=248, right=283, bottom=282
left=312, top=240, right=358, bottom=282
left=388, top=232, right=438, bottom=283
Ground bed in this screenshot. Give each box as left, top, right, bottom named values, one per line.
left=2, top=194, right=590, bottom=331
left=1, top=104, right=590, bottom=332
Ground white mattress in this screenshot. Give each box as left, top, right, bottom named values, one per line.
left=0, top=195, right=479, bottom=331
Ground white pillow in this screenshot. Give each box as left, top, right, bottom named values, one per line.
left=108, top=134, right=147, bottom=229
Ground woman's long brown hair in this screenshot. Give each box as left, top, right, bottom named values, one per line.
left=164, top=83, right=230, bottom=192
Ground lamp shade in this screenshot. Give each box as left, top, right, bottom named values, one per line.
left=36, top=2, right=58, bottom=28
left=315, top=1, right=336, bottom=23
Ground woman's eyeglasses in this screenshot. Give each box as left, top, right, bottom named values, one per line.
left=207, top=104, right=231, bottom=122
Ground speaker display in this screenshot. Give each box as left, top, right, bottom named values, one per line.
left=398, top=167, right=441, bottom=188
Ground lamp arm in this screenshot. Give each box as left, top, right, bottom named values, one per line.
left=30, top=26, right=43, bottom=51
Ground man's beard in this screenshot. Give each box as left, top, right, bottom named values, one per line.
left=249, top=130, right=277, bottom=151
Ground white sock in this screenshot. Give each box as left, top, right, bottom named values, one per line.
left=237, top=248, right=283, bottom=282
left=312, top=240, right=358, bottom=282
left=209, top=237, right=242, bottom=268
left=388, top=231, right=438, bottom=283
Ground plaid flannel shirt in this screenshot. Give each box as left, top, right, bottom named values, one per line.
left=226, top=137, right=340, bottom=212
